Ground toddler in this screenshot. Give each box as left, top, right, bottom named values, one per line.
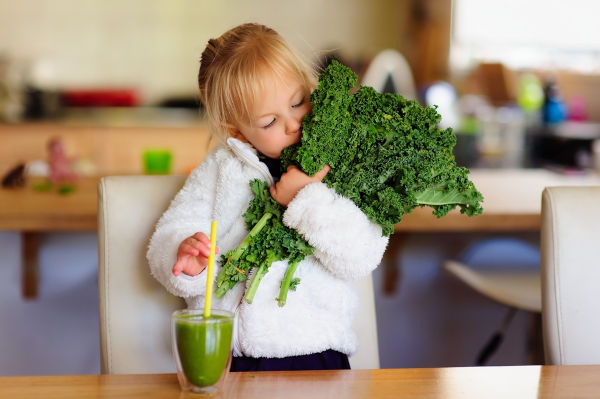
left=147, top=23, right=388, bottom=371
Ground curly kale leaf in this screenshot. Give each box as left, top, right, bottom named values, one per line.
left=281, top=60, right=483, bottom=235
left=215, top=179, right=314, bottom=302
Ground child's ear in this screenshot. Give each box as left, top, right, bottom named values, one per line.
left=222, top=123, right=247, bottom=142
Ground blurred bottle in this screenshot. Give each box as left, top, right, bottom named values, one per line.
left=0, top=54, right=25, bottom=122
left=517, top=74, right=544, bottom=129
left=567, top=95, right=587, bottom=122
left=517, top=74, right=544, bottom=112
left=23, top=59, right=63, bottom=120
left=542, top=79, right=567, bottom=124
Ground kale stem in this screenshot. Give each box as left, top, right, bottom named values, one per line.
left=214, top=212, right=273, bottom=298
left=277, top=260, right=299, bottom=307
left=229, top=212, right=273, bottom=261
left=244, top=255, right=276, bottom=304
left=214, top=282, right=232, bottom=299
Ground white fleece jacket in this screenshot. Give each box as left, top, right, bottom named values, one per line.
left=147, top=138, right=388, bottom=358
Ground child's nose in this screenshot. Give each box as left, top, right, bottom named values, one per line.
left=285, top=116, right=301, bottom=133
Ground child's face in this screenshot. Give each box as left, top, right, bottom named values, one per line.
left=231, top=73, right=311, bottom=158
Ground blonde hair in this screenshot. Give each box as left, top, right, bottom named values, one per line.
left=198, top=23, right=317, bottom=141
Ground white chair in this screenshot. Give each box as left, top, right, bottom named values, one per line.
left=98, top=175, right=185, bottom=374
left=361, top=49, right=417, bottom=100
left=443, top=238, right=541, bottom=365
left=97, top=175, right=379, bottom=374
left=541, top=186, right=600, bottom=365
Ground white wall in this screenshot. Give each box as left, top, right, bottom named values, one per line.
left=0, top=0, right=409, bottom=103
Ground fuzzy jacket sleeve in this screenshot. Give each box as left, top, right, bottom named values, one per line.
left=146, top=155, right=218, bottom=298
left=282, top=182, right=389, bottom=280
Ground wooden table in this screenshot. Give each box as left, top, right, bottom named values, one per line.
left=396, top=168, right=600, bottom=232
left=0, top=177, right=100, bottom=298
left=1, top=366, right=599, bottom=398
left=0, top=177, right=99, bottom=232
left=2, top=169, right=600, bottom=298
left=384, top=169, right=600, bottom=293
left=1, top=120, right=215, bottom=299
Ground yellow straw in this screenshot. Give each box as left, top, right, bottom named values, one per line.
left=203, top=220, right=217, bottom=318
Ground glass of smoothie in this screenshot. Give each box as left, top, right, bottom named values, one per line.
left=171, top=309, right=234, bottom=394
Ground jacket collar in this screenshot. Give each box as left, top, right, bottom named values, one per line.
left=226, top=137, right=274, bottom=185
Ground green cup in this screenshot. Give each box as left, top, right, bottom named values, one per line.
left=171, top=309, right=233, bottom=394
left=143, top=149, right=172, bottom=174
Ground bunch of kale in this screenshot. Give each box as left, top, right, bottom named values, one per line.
left=215, top=60, right=483, bottom=306
left=214, top=179, right=313, bottom=306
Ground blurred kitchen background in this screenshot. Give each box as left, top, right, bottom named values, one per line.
left=1, top=0, right=599, bottom=375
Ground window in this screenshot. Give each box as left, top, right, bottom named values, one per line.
left=451, top=0, right=600, bottom=72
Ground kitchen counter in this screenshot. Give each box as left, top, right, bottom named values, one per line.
left=0, top=112, right=214, bottom=177
left=52, top=106, right=204, bottom=128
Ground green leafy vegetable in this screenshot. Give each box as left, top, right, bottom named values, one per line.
left=215, top=60, right=483, bottom=306
left=214, top=179, right=314, bottom=306
left=281, top=60, right=483, bottom=235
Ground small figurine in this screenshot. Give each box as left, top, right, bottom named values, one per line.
left=47, top=137, right=79, bottom=184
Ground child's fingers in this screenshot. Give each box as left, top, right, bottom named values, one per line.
left=196, top=255, right=209, bottom=266
left=196, top=244, right=211, bottom=258
left=192, top=231, right=210, bottom=245
left=174, top=232, right=218, bottom=277
left=173, top=255, right=208, bottom=276
left=180, top=242, right=200, bottom=256
left=172, top=259, right=185, bottom=276
left=180, top=236, right=206, bottom=255
left=313, top=164, right=330, bottom=181
left=192, top=232, right=219, bottom=253
left=179, top=242, right=215, bottom=259
left=269, top=184, right=279, bottom=201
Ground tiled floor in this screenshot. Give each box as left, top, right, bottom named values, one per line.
left=0, top=230, right=540, bottom=375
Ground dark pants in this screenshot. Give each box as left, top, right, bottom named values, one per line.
left=230, top=349, right=350, bottom=372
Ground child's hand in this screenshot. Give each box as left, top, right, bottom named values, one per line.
left=172, top=232, right=219, bottom=276
left=270, top=164, right=330, bottom=207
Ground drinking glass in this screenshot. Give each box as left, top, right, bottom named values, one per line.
left=171, top=309, right=233, bottom=394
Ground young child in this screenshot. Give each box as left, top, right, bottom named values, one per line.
left=147, top=23, right=388, bottom=371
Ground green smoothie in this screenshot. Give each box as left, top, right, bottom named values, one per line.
left=175, top=314, right=233, bottom=387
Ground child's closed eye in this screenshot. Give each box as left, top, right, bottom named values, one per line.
left=263, top=118, right=276, bottom=129
left=292, top=98, right=305, bottom=108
